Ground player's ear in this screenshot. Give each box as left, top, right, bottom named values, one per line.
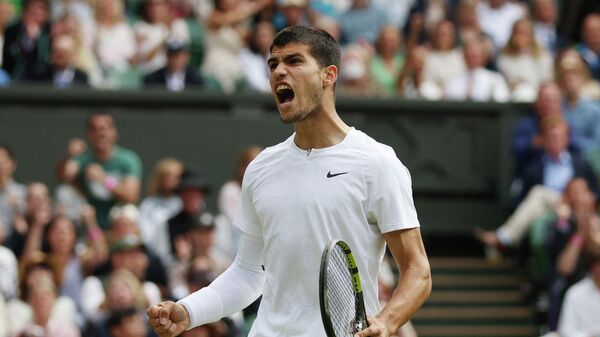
left=322, top=65, right=338, bottom=87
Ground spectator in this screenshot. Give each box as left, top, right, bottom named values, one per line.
left=61, top=113, right=142, bottom=230
left=23, top=33, right=90, bottom=87
left=548, top=190, right=600, bottom=330
left=337, top=43, right=383, bottom=97
left=106, top=307, right=158, bottom=337
left=558, top=255, right=600, bottom=337
left=134, top=0, right=190, bottom=75
left=81, top=238, right=161, bottom=326
left=169, top=213, right=231, bottom=300
left=0, top=0, right=14, bottom=85
left=0, top=244, right=17, bottom=302
left=370, top=25, right=404, bottom=95
left=9, top=255, right=78, bottom=334
left=455, top=0, right=495, bottom=62
left=217, top=146, right=262, bottom=259
left=557, top=49, right=600, bottom=101
left=475, top=117, right=600, bottom=249
left=10, top=182, right=53, bottom=257
left=167, top=168, right=210, bottom=259
left=143, top=40, right=203, bottom=91
left=12, top=277, right=80, bottom=337
left=0, top=144, right=26, bottom=249
left=51, top=13, right=103, bottom=87
left=511, top=82, right=564, bottom=172
left=138, top=158, right=183, bottom=266
left=574, top=13, right=600, bottom=82
left=338, top=0, right=389, bottom=46
left=476, top=0, right=526, bottom=50
left=497, top=19, right=554, bottom=102
left=444, top=37, right=510, bottom=102
left=557, top=51, right=600, bottom=155
left=531, top=0, right=559, bottom=55
left=54, top=138, right=88, bottom=227
left=273, top=0, right=310, bottom=31
left=201, top=0, right=269, bottom=93
left=1, top=0, right=51, bottom=80
left=22, top=211, right=108, bottom=325
left=239, top=21, right=275, bottom=93
left=396, top=45, right=442, bottom=100
left=91, top=0, right=137, bottom=87
left=423, top=20, right=466, bottom=90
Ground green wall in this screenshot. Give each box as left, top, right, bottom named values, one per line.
left=0, top=87, right=531, bottom=234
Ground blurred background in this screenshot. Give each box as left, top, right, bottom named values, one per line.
left=1, top=0, right=600, bottom=337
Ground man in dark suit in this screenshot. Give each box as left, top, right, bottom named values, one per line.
left=2, top=0, right=51, bottom=80
left=22, top=33, right=89, bottom=87
left=143, top=40, right=203, bottom=91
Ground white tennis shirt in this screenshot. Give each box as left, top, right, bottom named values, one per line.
left=237, top=128, right=420, bottom=337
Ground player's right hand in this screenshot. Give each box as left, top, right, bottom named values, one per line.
left=147, top=301, right=190, bottom=337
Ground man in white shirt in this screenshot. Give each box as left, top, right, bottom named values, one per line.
left=558, top=256, right=600, bottom=337
left=147, top=26, right=431, bottom=337
left=444, top=38, right=510, bottom=102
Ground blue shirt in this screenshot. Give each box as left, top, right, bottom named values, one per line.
left=563, top=99, right=600, bottom=153
left=543, top=151, right=574, bottom=192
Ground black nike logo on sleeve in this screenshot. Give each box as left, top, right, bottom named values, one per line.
left=327, top=171, right=349, bottom=178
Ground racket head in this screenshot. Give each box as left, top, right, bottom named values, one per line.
left=319, top=239, right=368, bottom=337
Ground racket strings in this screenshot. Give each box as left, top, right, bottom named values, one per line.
left=327, top=246, right=357, bottom=337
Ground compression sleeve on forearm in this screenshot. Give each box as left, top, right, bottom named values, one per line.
left=177, top=231, right=265, bottom=329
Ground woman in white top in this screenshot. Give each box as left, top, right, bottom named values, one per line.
left=133, top=0, right=190, bottom=74
left=497, top=19, right=554, bottom=101
left=423, top=20, right=466, bottom=89
left=91, top=0, right=137, bottom=83
left=138, top=158, right=183, bottom=265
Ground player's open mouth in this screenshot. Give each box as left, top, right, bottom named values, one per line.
left=276, top=84, right=295, bottom=106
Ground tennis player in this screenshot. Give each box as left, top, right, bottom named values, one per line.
left=147, top=26, right=431, bottom=337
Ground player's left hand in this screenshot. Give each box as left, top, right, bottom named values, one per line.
left=354, top=316, right=391, bottom=337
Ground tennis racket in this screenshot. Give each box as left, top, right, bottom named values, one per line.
left=319, top=239, right=369, bottom=337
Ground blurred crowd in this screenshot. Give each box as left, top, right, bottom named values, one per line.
left=0, top=113, right=267, bottom=337
left=1, top=0, right=600, bottom=337
left=0, top=0, right=596, bottom=100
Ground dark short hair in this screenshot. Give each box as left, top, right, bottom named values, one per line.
left=86, top=112, right=115, bottom=130
left=270, top=26, right=340, bottom=70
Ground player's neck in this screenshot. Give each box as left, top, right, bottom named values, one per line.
left=293, top=106, right=351, bottom=150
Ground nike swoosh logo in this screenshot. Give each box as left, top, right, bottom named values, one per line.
left=327, top=171, right=348, bottom=178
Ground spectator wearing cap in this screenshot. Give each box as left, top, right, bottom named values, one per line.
left=169, top=213, right=230, bottom=300
left=167, top=169, right=210, bottom=259
left=133, top=0, right=190, bottom=75
left=143, top=40, right=203, bottom=92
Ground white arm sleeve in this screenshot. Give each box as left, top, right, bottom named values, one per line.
left=177, top=231, right=265, bottom=328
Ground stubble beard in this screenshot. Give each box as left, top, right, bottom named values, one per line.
left=280, top=85, right=323, bottom=125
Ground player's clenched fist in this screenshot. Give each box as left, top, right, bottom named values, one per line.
left=147, top=301, right=190, bottom=337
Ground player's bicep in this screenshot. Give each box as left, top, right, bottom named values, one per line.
left=382, top=228, right=429, bottom=272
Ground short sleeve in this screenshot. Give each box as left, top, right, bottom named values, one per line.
left=122, top=150, right=143, bottom=179
left=366, top=147, right=420, bottom=233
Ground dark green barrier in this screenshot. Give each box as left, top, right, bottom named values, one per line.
left=0, top=87, right=531, bottom=234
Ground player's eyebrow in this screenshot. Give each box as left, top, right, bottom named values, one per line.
left=268, top=52, right=304, bottom=67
